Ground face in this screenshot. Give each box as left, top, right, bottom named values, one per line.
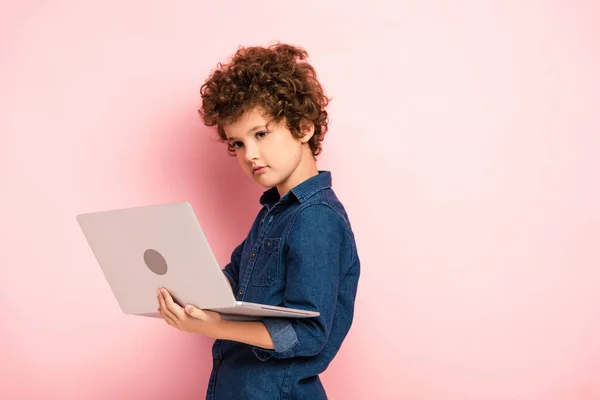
left=223, top=107, right=317, bottom=196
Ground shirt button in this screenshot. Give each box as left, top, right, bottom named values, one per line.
left=238, top=290, right=243, bottom=297
left=251, top=251, right=256, bottom=258
left=260, top=218, right=264, bottom=223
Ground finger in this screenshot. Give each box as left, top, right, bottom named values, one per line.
left=185, top=305, right=207, bottom=321
left=158, top=304, right=177, bottom=327
left=160, top=288, right=186, bottom=319
left=158, top=291, right=178, bottom=322
left=158, top=304, right=168, bottom=322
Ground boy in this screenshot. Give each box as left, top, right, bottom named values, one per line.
left=156, top=42, right=360, bottom=400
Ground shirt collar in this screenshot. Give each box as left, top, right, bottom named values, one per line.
left=259, top=170, right=332, bottom=208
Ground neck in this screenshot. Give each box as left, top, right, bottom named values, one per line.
left=277, top=146, right=318, bottom=196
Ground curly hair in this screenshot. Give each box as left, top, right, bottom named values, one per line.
left=198, top=42, right=330, bottom=157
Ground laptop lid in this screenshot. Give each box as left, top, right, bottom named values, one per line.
left=76, top=202, right=236, bottom=316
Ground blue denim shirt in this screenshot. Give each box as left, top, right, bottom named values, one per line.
left=206, top=171, right=360, bottom=400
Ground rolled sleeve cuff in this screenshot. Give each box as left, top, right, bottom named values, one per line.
left=252, top=318, right=299, bottom=362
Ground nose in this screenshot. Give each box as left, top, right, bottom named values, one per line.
left=244, top=142, right=259, bottom=162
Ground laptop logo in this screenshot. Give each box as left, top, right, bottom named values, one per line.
left=143, top=249, right=168, bottom=275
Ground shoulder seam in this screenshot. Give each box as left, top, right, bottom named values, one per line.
left=285, top=203, right=355, bottom=264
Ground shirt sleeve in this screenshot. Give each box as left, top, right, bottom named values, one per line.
left=252, top=204, right=352, bottom=361
left=222, top=238, right=245, bottom=292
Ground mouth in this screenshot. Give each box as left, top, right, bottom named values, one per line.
left=252, top=166, right=268, bottom=174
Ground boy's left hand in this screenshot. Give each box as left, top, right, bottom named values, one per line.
left=157, top=288, right=223, bottom=338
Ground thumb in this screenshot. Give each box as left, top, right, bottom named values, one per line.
left=185, top=305, right=207, bottom=321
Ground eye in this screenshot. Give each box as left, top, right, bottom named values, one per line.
left=230, top=141, right=243, bottom=149
left=256, top=131, right=268, bottom=139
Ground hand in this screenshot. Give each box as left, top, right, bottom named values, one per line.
left=156, top=288, right=223, bottom=338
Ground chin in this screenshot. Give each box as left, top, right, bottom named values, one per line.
left=255, top=181, right=273, bottom=189
left=254, top=173, right=285, bottom=190
left=251, top=174, right=274, bottom=187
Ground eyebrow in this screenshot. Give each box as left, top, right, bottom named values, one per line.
left=226, top=125, right=267, bottom=141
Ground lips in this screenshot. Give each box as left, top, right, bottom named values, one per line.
left=252, top=166, right=268, bottom=174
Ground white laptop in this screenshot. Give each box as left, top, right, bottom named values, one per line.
left=76, top=201, right=319, bottom=321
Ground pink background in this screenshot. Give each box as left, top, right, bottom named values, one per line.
left=1, top=1, right=599, bottom=399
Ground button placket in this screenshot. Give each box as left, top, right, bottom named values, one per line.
left=239, top=212, right=277, bottom=300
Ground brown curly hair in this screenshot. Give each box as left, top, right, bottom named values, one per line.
left=198, top=42, right=330, bottom=157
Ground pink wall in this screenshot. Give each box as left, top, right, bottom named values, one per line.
left=1, top=1, right=599, bottom=399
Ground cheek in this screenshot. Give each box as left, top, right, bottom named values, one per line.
left=236, top=153, right=248, bottom=168
left=272, top=137, right=302, bottom=161
left=284, top=141, right=303, bottom=164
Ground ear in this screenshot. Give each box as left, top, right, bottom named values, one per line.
left=299, top=121, right=315, bottom=143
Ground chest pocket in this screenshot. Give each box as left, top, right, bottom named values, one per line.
left=251, top=238, right=281, bottom=287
